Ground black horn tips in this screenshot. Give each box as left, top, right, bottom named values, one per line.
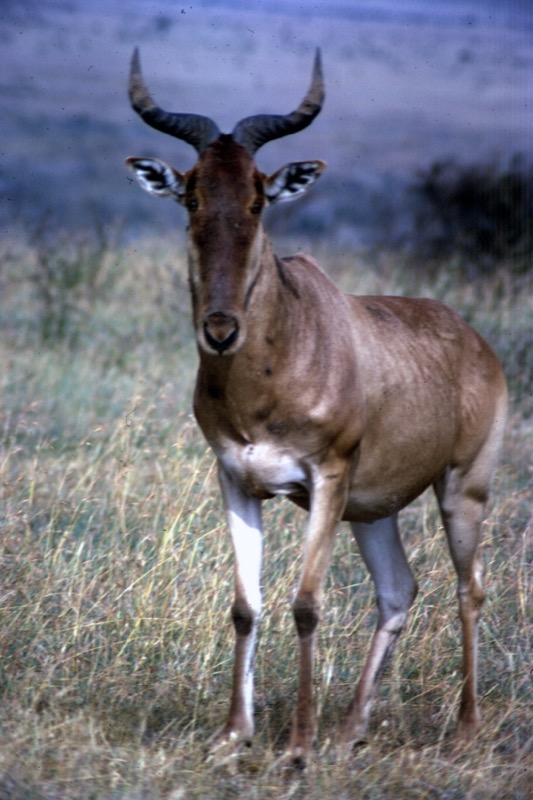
left=128, top=47, right=155, bottom=114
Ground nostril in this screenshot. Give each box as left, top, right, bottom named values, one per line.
left=205, top=312, right=238, bottom=341
left=203, top=312, right=239, bottom=354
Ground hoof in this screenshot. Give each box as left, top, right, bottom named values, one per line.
left=279, top=744, right=313, bottom=771
left=206, top=728, right=252, bottom=766
left=336, top=720, right=369, bottom=756
left=456, top=714, right=481, bottom=745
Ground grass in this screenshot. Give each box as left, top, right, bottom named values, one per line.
left=0, top=229, right=531, bottom=799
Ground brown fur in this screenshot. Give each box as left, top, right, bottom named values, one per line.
left=128, top=113, right=507, bottom=768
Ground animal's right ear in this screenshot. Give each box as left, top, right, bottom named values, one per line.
left=125, top=157, right=186, bottom=203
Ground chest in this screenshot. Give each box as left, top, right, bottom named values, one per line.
left=215, top=436, right=309, bottom=499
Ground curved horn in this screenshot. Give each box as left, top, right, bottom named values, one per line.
left=128, top=47, right=220, bottom=154
left=231, top=48, right=324, bottom=155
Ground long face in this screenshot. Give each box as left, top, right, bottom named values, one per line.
left=184, top=137, right=266, bottom=356
left=127, top=145, right=325, bottom=356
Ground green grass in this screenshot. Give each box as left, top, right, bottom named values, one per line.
left=0, top=232, right=531, bottom=799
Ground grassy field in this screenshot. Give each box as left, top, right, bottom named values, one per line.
left=0, top=229, right=531, bottom=799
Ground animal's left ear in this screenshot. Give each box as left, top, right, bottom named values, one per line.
left=264, top=160, right=326, bottom=204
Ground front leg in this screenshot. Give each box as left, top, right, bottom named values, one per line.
left=285, top=463, right=349, bottom=766
left=210, top=464, right=263, bottom=755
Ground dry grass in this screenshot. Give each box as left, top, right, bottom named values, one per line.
left=0, top=233, right=531, bottom=799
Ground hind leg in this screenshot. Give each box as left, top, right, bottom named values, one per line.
left=435, top=373, right=506, bottom=739
left=434, top=466, right=490, bottom=740
left=340, top=514, right=418, bottom=748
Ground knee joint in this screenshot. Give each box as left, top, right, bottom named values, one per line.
left=231, top=601, right=256, bottom=637
left=458, top=582, right=485, bottom=612
left=293, top=593, right=319, bottom=638
left=377, top=582, right=418, bottom=631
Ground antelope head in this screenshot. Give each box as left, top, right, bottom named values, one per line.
left=126, top=48, right=325, bottom=356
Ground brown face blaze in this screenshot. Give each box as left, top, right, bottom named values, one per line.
left=185, top=136, right=266, bottom=356
left=125, top=143, right=325, bottom=357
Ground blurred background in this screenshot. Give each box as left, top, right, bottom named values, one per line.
left=2, top=0, right=532, bottom=260
left=1, top=7, right=532, bottom=796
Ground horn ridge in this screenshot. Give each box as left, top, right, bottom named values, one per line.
left=232, top=48, right=324, bottom=154
left=128, top=47, right=220, bottom=154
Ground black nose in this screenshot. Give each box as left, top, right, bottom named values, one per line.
left=203, top=312, right=239, bottom=354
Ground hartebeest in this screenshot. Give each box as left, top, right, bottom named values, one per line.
left=126, top=48, right=507, bottom=764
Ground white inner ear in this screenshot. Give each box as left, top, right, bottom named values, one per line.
left=265, top=166, right=292, bottom=201
left=127, top=158, right=185, bottom=200
left=265, top=161, right=324, bottom=204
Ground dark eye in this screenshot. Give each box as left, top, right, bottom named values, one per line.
left=187, top=198, right=198, bottom=212
left=250, top=200, right=263, bottom=215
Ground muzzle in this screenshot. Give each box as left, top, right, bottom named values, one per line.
left=203, top=311, right=239, bottom=354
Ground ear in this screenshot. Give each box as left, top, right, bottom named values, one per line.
left=125, top=157, right=186, bottom=203
left=264, top=160, right=326, bottom=205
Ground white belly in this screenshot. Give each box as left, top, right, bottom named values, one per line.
left=217, top=438, right=308, bottom=498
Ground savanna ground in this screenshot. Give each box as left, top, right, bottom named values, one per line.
left=0, top=225, right=531, bottom=799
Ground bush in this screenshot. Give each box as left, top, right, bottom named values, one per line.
left=410, top=155, right=533, bottom=275
left=23, top=213, right=121, bottom=345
